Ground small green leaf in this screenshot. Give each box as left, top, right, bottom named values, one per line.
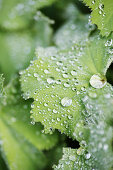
left=83, top=0, right=113, bottom=36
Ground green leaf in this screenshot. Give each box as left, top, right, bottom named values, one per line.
left=0, top=0, right=56, bottom=30
left=81, top=85, right=113, bottom=169
left=0, top=77, right=58, bottom=170
left=54, top=147, right=96, bottom=170
left=54, top=4, right=95, bottom=49
left=20, top=33, right=113, bottom=138
left=83, top=0, right=113, bottom=36
left=0, top=14, right=53, bottom=82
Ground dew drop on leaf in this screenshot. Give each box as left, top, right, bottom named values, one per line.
left=34, top=73, right=38, bottom=78
left=64, top=82, right=70, bottom=88
left=61, top=97, right=72, bottom=107
left=92, top=0, right=95, bottom=4
left=47, top=77, right=55, bottom=84
left=89, top=74, right=106, bottom=89
left=77, top=147, right=85, bottom=155
left=62, top=73, right=68, bottom=78
left=85, top=153, right=91, bottom=159
left=31, top=120, right=35, bottom=125
left=71, top=70, right=77, bottom=76
left=88, top=91, right=97, bottom=98
left=44, top=69, right=50, bottom=74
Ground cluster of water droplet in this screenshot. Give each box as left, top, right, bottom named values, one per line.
left=105, top=38, right=113, bottom=55
left=98, top=3, right=105, bottom=17
left=54, top=147, right=94, bottom=170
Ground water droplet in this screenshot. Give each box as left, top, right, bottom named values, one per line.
left=72, top=87, right=76, bottom=91
left=105, top=39, right=113, bottom=47
left=103, top=144, right=108, bottom=151
left=85, top=153, right=91, bottom=159
left=99, top=4, right=104, bottom=11
left=57, top=61, right=63, bottom=66
left=44, top=69, right=50, bottom=74
left=98, top=3, right=105, bottom=16
left=81, top=87, right=86, bottom=91
left=62, top=73, right=68, bottom=78
left=34, top=73, right=38, bottom=78
left=68, top=115, right=73, bottom=119
left=88, top=91, right=97, bottom=98
left=56, top=80, right=61, bottom=85
left=31, top=104, right=34, bottom=108
left=80, top=140, right=87, bottom=147
left=90, top=74, right=106, bottom=89
left=31, top=120, right=35, bottom=125
left=51, top=56, right=56, bottom=60
left=71, top=70, right=77, bottom=76
left=57, top=118, right=61, bottom=121
left=92, top=0, right=95, bottom=4
left=47, top=77, right=55, bottom=84
left=64, top=82, right=70, bottom=88
left=77, top=147, right=85, bottom=155
left=61, top=97, right=72, bottom=107
left=53, top=109, right=57, bottom=113
left=104, top=93, right=110, bottom=98
left=44, top=103, right=48, bottom=107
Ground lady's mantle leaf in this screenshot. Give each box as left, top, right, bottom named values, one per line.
left=83, top=0, right=113, bottom=36
left=20, top=34, right=113, bottom=138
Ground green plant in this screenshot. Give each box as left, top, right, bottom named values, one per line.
left=0, top=0, right=113, bottom=170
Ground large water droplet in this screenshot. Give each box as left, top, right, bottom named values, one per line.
left=90, top=74, right=106, bottom=89
left=61, top=97, right=72, bottom=107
